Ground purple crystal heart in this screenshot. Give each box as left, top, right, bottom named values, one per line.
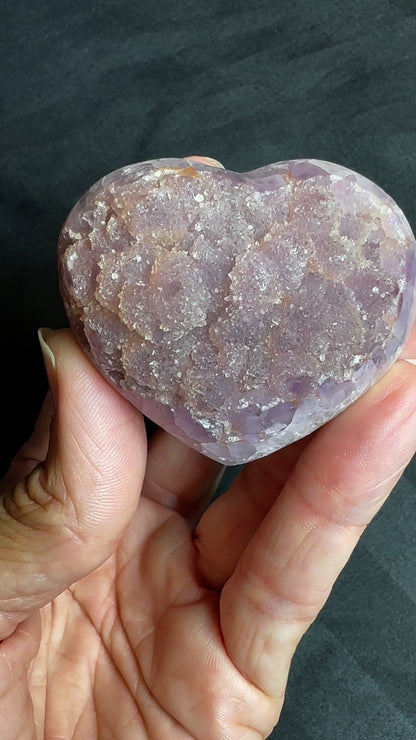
left=57, top=158, right=416, bottom=464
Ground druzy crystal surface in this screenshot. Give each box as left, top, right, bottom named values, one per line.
left=57, top=158, right=416, bottom=465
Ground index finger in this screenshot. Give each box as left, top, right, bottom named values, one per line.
left=219, top=358, right=416, bottom=702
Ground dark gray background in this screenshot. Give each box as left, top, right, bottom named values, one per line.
left=1, top=1, right=415, bottom=737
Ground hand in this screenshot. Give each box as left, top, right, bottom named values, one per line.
left=1, top=326, right=416, bottom=740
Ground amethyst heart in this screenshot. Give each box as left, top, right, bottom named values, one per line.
left=57, top=158, right=416, bottom=464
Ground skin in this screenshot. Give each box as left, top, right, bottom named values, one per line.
left=1, top=160, right=416, bottom=738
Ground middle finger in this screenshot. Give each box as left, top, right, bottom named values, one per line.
left=142, top=427, right=225, bottom=524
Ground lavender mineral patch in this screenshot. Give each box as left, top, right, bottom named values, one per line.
left=57, top=158, right=416, bottom=464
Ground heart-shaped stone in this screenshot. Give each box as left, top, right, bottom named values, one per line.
left=57, top=158, right=416, bottom=465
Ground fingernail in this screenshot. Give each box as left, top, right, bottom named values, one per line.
left=38, top=328, right=58, bottom=405
left=404, top=359, right=416, bottom=366
left=185, top=155, right=225, bottom=169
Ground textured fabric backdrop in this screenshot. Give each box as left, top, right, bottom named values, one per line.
left=1, top=1, right=415, bottom=737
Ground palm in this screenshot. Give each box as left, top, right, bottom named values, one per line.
left=2, top=328, right=416, bottom=740
left=29, top=441, right=283, bottom=739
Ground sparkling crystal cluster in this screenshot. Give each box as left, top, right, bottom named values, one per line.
left=57, top=158, right=416, bottom=464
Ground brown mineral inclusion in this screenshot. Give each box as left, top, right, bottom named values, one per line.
left=57, top=158, right=416, bottom=464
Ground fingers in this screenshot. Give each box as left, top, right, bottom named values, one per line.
left=0, top=329, right=147, bottom=637
left=143, top=429, right=224, bottom=523
left=0, top=612, right=41, bottom=736
left=193, top=436, right=311, bottom=588
left=2, top=392, right=54, bottom=489
left=219, top=359, right=416, bottom=700
left=185, top=155, right=225, bottom=168
left=195, top=331, right=416, bottom=589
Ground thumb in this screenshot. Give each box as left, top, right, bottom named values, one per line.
left=0, top=328, right=147, bottom=639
